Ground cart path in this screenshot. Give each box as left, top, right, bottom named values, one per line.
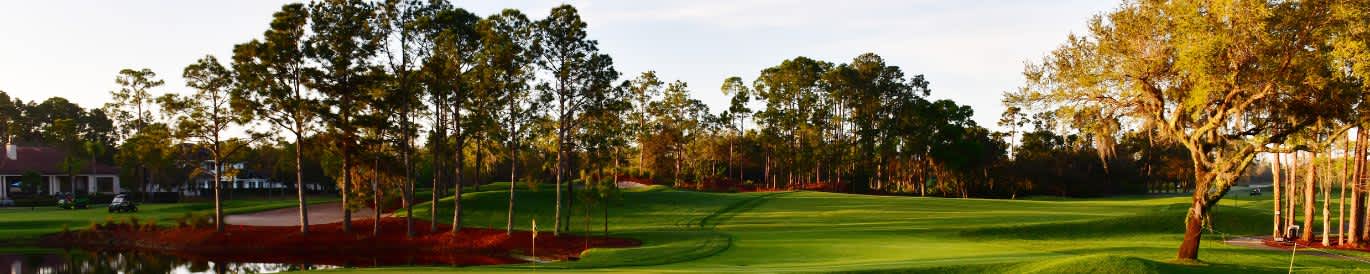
left=224, top=202, right=382, bottom=226
left=1224, top=236, right=1370, bottom=263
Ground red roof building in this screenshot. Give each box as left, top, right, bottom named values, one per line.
left=0, top=144, right=121, bottom=199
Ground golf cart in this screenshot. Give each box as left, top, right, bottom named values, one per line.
left=108, top=194, right=137, bottom=213
left=1283, top=225, right=1302, bottom=243
left=56, top=193, right=88, bottom=209
left=1249, top=187, right=1261, bottom=196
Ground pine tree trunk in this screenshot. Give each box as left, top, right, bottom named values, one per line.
left=404, top=146, right=413, bottom=236
left=475, top=142, right=484, bottom=192
left=1359, top=132, right=1370, bottom=242
left=213, top=153, right=224, bottom=233
left=372, top=156, right=380, bottom=237
left=506, top=133, right=518, bottom=235
left=555, top=126, right=564, bottom=236
left=1303, top=151, right=1316, bottom=242
left=1351, top=132, right=1366, bottom=245
left=1342, top=133, right=1351, bottom=245
left=566, top=145, right=575, bottom=234
left=1324, top=148, right=1332, bottom=246
left=452, top=122, right=464, bottom=234
left=342, top=135, right=352, bottom=233
left=1282, top=152, right=1293, bottom=232
left=765, top=153, right=772, bottom=189
left=431, top=103, right=444, bottom=233
left=295, top=131, right=309, bottom=235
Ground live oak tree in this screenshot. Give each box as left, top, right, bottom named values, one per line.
left=1021, top=0, right=1348, bottom=260
left=231, top=3, right=316, bottom=235
left=304, top=0, right=382, bottom=233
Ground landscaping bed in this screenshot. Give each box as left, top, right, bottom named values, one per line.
left=44, top=217, right=640, bottom=267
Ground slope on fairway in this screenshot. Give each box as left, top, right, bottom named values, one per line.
left=340, top=185, right=1369, bottom=273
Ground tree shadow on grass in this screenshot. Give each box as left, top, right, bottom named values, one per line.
left=958, top=205, right=1268, bottom=240
left=495, top=192, right=789, bottom=270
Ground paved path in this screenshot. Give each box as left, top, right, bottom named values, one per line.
left=224, top=202, right=378, bottom=226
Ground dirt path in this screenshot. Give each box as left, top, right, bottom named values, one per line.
left=224, top=203, right=379, bottom=226
left=1225, top=236, right=1370, bottom=263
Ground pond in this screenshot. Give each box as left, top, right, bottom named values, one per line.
left=0, top=247, right=516, bottom=274
left=1, top=249, right=338, bottom=274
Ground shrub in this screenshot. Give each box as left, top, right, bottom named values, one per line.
left=524, top=179, right=540, bottom=192
left=141, top=219, right=158, bottom=231
left=175, top=212, right=212, bottom=229
left=176, top=212, right=192, bottom=228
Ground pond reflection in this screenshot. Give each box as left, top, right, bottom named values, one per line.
left=1, top=249, right=337, bottom=274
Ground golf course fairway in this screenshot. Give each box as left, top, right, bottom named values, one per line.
left=337, top=184, right=1370, bottom=273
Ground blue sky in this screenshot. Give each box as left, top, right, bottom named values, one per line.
left=0, top=1, right=1119, bottom=130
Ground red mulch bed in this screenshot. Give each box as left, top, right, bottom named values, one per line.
left=45, top=217, right=638, bottom=267
left=1261, top=236, right=1370, bottom=253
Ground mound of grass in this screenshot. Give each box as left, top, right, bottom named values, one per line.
left=1009, top=255, right=1168, bottom=273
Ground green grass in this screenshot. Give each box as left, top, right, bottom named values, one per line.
left=0, top=196, right=335, bottom=243
left=4, top=183, right=1365, bottom=273
left=316, top=183, right=1370, bottom=273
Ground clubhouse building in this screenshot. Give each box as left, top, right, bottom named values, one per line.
left=0, top=144, right=121, bottom=199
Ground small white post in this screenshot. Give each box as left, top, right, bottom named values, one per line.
left=532, top=218, right=538, bottom=260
